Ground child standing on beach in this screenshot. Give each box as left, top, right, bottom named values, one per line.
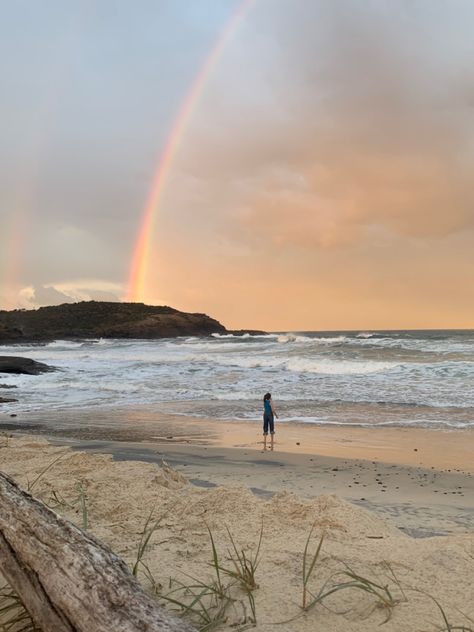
left=263, top=392, right=278, bottom=451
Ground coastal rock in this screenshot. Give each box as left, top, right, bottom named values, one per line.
left=0, top=357, right=55, bottom=375
left=0, top=397, right=17, bottom=403
left=0, top=301, right=234, bottom=342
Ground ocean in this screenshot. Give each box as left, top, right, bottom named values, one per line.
left=1, top=330, right=474, bottom=429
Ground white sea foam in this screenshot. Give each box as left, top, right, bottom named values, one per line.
left=284, top=357, right=399, bottom=375
left=45, top=340, right=85, bottom=348
left=165, top=352, right=399, bottom=375
left=277, top=334, right=348, bottom=344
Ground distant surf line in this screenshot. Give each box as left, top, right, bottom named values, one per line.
left=126, top=0, right=255, bottom=302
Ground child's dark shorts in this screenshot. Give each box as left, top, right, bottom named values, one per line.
left=263, top=413, right=275, bottom=435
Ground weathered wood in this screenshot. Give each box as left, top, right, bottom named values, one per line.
left=0, top=472, right=196, bottom=632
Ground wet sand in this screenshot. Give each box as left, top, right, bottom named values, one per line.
left=1, top=407, right=473, bottom=468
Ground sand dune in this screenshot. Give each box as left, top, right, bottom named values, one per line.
left=1, top=435, right=473, bottom=631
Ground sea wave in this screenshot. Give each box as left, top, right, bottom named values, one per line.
left=280, top=416, right=473, bottom=429
left=277, top=334, right=349, bottom=344
left=164, top=353, right=401, bottom=375
left=284, top=357, right=399, bottom=374
left=3, top=331, right=474, bottom=427
left=45, top=340, right=85, bottom=348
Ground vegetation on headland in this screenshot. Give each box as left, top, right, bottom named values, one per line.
left=0, top=301, right=265, bottom=343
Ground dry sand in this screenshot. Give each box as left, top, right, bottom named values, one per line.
left=41, top=415, right=473, bottom=537
left=1, top=431, right=473, bottom=632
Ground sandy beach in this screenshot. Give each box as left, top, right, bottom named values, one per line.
left=1, top=417, right=473, bottom=631
left=42, top=417, right=474, bottom=538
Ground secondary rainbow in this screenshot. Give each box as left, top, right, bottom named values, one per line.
left=126, top=0, right=254, bottom=302
left=1, top=214, right=25, bottom=309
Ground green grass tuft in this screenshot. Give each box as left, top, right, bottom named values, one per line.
left=132, top=507, right=168, bottom=578
left=26, top=451, right=69, bottom=493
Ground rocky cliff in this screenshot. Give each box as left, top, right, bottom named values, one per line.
left=0, top=301, right=231, bottom=342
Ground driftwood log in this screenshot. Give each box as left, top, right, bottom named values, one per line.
left=0, top=472, right=196, bottom=632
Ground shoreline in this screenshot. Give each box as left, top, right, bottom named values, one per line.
left=1, top=411, right=473, bottom=538
left=1, top=408, right=473, bottom=470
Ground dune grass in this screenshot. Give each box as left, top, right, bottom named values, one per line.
left=132, top=507, right=168, bottom=579
left=162, top=573, right=233, bottom=632
left=219, top=523, right=263, bottom=592
left=42, top=481, right=89, bottom=530
left=157, top=525, right=263, bottom=631
left=422, top=594, right=474, bottom=632
left=301, top=524, right=325, bottom=610
left=278, top=524, right=403, bottom=625
left=0, top=501, right=472, bottom=632
left=26, top=451, right=69, bottom=493
left=75, top=481, right=88, bottom=530
left=0, top=583, right=39, bottom=632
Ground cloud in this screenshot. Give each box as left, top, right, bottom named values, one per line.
left=29, top=285, right=75, bottom=306
left=172, top=0, right=474, bottom=251
left=141, top=1, right=474, bottom=328
left=12, top=282, right=122, bottom=310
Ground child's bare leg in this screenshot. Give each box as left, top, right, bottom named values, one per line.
left=270, top=433, right=274, bottom=451
left=263, top=434, right=267, bottom=451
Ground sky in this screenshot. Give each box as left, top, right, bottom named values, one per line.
left=1, top=0, right=473, bottom=331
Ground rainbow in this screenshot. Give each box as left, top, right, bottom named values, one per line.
left=126, top=0, right=255, bottom=302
